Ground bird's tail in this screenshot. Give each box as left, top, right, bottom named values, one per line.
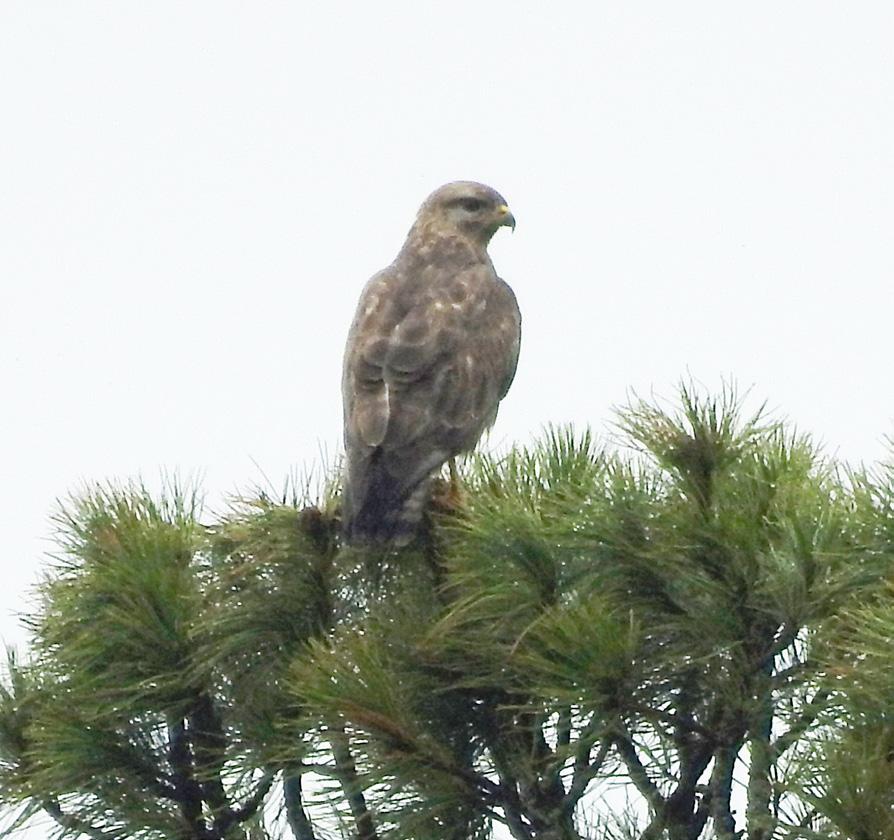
left=341, top=455, right=430, bottom=547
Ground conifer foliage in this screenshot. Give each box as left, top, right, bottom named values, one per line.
left=1, top=387, right=892, bottom=839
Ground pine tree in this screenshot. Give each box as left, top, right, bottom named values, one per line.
left=1, top=386, right=892, bottom=839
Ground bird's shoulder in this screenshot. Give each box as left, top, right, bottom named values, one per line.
left=491, top=275, right=521, bottom=322
left=353, top=243, right=498, bottom=333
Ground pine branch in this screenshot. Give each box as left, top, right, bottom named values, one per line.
left=530, top=713, right=553, bottom=764
left=556, top=707, right=572, bottom=751
left=690, top=786, right=712, bottom=840
left=42, top=798, right=119, bottom=840
left=477, top=704, right=574, bottom=836
left=639, top=814, right=666, bottom=840
left=107, top=741, right=182, bottom=803
left=221, top=771, right=276, bottom=835
left=500, top=800, right=535, bottom=840
left=529, top=719, right=567, bottom=812
left=770, top=688, right=830, bottom=760
left=342, top=701, right=510, bottom=808
left=283, top=772, right=317, bottom=840
left=189, top=694, right=234, bottom=833
left=167, top=718, right=211, bottom=840
left=747, top=683, right=775, bottom=840
left=187, top=693, right=274, bottom=837
left=563, top=735, right=611, bottom=815
left=541, top=709, right=576, bottom=812
left=487, top=741, right=534, bottom=840
left=633, top=704, right=715, bottom=741
left=663, top=738, right=714, bottom=838
left=613, top=728, right=665, bottom=814
left=771, top=660, right=814, bottom=688
left=330, top=729, right=377, bottom=840
left=653, top=669, right=725, bottom=837
left=765, top=623, right=799, bottom=665
left=707, top=744, right=738, bottom=840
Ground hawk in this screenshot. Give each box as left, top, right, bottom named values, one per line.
left=341, top=181, right=521, bottom=545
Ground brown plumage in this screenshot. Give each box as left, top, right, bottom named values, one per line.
left=341, top=181, right=521, bottom=544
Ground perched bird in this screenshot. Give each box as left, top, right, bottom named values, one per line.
left=341, top=181, right=521, bottom=545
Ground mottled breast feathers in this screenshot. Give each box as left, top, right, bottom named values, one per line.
left=341, top=181, right=521, bottom=545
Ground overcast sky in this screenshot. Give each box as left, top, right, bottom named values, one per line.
left=1, top=2, right=893, bottom=833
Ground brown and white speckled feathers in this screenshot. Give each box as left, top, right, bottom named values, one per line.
left=341, top=181, right=521, bottom=545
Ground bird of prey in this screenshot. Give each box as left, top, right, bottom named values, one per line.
left=341, top=181, right=521, bottom=545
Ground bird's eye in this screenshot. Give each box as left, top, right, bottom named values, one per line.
left=460, top=198, right=484, bottom=213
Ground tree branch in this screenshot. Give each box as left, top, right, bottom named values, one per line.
left=632, top=703, right=715, bottom=741
left=563, top=735, right=611, bottom=815
left=484, top=725, right=534, bottom=840
left=330, top=729, right=378, bottom=840
left=499, top=794, right=536, bottom=840
left=168, top=717, right=210, bottom=839
left=663, top=737, right=714, bottom=839
left=770, top=688, right=830, bottom=761
left=747, top=681, right=775, bottom=840
left=708, top=744, right=738, bottom=840
left=543, top=707, right=582, bottom=810
left=189, top=693, right=236, bottom=835
left=42, top=799, right=119, bottom=840
left=220, top=771, right=276, bottom=835
left=556, top=706, right=572, bottom=751
left=613, top=728, right=665, bottom=814
left=284, top=772, right=317, bottom=840
left=690, top=785, right=712, bottom=840
left=771, top=660, right=816, bottom=689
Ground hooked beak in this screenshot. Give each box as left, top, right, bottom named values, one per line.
left=497, top=203, right=516, bottom=232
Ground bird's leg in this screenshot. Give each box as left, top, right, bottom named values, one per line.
left=447, top=458, right=463, bottom=507
left=429, top=458, right=464, bottom=515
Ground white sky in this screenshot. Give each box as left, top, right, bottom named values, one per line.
left=1, top=2, right=893, bottom=835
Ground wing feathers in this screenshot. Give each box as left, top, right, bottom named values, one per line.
left=354, top=384, right=389, bottom=448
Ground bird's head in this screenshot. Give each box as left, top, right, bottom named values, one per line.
left=415, top=181, right=515, bottom=246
